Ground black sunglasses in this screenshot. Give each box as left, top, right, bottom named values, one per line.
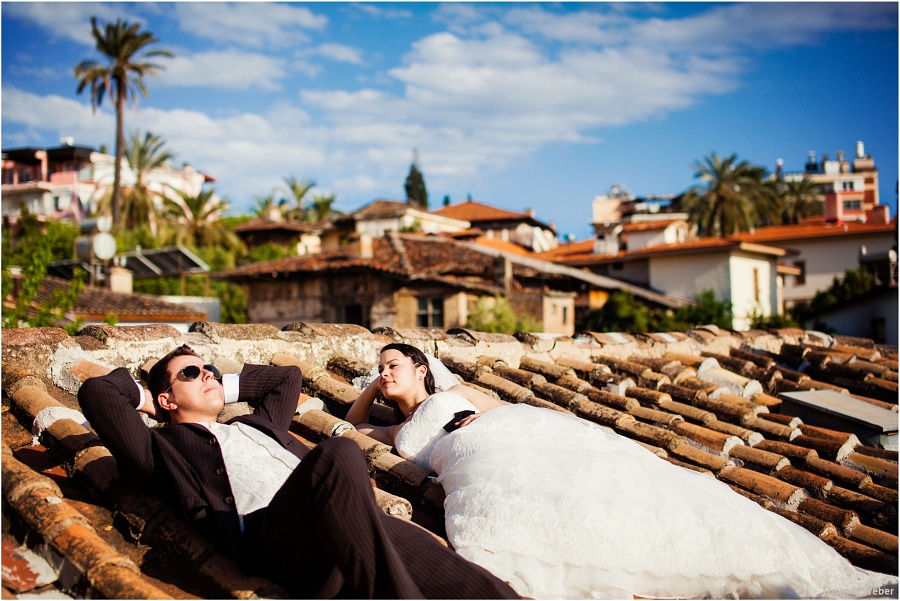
left=164, top=364, right=222, bottom=394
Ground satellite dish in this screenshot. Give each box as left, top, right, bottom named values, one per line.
left=92, top=232, right=117, bottom=260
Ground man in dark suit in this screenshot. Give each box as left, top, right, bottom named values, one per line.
left=79, top=345, right=517, bottom=599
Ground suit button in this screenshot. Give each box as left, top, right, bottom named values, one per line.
left=208, top=437, right=218, bottom=445
left=215, top=467, right=225, bottom=476
left=224, top=496, right=234, bottom=505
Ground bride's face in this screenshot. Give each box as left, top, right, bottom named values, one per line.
left=379, top=349, right=427, bottom=402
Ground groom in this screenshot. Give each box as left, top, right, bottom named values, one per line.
left=78, top=345, right=517, bottom=599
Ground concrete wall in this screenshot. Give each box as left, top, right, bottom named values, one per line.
left=781, top=233, right=896, bottom=306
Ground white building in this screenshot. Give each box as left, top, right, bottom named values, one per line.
left=2, top=141, right=214, bottom=224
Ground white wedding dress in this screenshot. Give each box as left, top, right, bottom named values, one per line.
left=394, top=392, right=897, bottom=600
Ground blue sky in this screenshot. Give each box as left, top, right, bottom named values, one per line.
left=2, top=2, right=897, bottom=240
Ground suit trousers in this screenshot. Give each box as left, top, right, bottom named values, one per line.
left=239, top=437, right=517, bottom=599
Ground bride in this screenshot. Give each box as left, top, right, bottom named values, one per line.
left=347, top=343, right=897, bottom=599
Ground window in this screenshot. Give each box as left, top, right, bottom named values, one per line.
left=752, top=268, right=760, bottom=302
left=334, top=304, right=370, bottom=328
left=872, top=318, right=886, bottom=344
left=843, top=200, right=862, bottom=212
left=417, top=297, right=444, bottom=328
left=842, top=181, right=854, bottom=191
left=794, top=261, right=806, bottom=286
left=55, top=194, right=72, bottom=211
left=562, top=306, right=569, bottom=325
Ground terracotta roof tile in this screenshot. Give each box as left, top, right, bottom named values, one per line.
left=432, top=199, right=531, bottom=222
left=2, top=321, right=896, bottom=596
left=232, top=217, right=316, bottom=233
left=731, top=219, right=897, bottom=244
left=5, top=276, right=206, bottom=324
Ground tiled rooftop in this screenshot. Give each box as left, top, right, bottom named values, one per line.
left=215, top=233, right=521, bottom=295
left=731, top=218, right=897, bottom=244
left=2, top=322, right=897, bottom=598
left=231, top=218, right=318, bottom=234
left=433, top=199, right=533, bottom=223
left=4, top=276, right=208, bottom=324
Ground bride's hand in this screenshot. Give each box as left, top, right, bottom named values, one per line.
left=455, top=412, right=483, bottom=429
left=366, top=374, right=383, bottom=395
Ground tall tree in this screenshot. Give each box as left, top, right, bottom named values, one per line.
left=681, top=152, right=778, bottom=236
left=280, top=176, right=316, bottom=222
left=75, top=17, right=172, bottom=229
left=779, top=176, right=823, bottom=224
left=162, top=188, right=245, bottom=253
left=96, top=130, right=173, bottom=235
left=405, top=158, right=429, bottom=209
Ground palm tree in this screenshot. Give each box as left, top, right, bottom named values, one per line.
left=162, top=188, right=245, bottom=254
left=252, top=193, right=283, bottom=221
left=75, top=17, right=173, bottom=229
left=681, top=153, right=779, bottom=237
left=307, top=193, right=342, bottom=223
left=779, top=176, right=823, bottom=224
left=280, top=176, right=316, bottom=222
left=96, top=130, right=173, bottom=235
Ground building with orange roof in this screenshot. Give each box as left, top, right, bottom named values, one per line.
left=732, top=217, right=897, bottom=308
left=433, top=198, right=558, bottom=253
left=543, top=235, right=793, bottom=330
left=321, top=199, right=470, bottom=250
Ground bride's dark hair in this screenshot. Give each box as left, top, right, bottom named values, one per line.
left=381, top=343, right=437, bottom=396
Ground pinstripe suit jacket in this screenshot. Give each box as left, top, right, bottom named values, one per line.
left=79, top=364, right=308, bottom=558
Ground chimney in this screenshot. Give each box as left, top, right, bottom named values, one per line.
left=35, top=150, right=48, bottom=182
left=359, top=233, right=373, bottom=259
left=494, top=256, right=512, bottom=292
left=865, top=205, right=890, bottom=225
left=108, top=266, right=133, bottom=294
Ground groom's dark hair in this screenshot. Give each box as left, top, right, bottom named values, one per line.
left=381, top=343, right=437, bottom=396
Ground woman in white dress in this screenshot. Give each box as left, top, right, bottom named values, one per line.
left=347, top=343, right=898, bottom=600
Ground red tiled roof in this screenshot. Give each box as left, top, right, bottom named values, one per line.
left=433, top=200, right=530, bottom=222
left=351, top=199, right=417, bottom=217
left=232, top=218, right=317, bottom=234
left=2, top=322, right=896, bottom=598
left=6, top=276, right=207, bottom=323
left=621, top=219, right=684, bottom=233
left=538, top=239, right=594, bottom=262
left=541, top=238, right=786, bottom=266
left=215, top=233, right=505, bottom=294
left=732, top=219, right=897, bottom=244
left=468, top=236, right=536, bottom=257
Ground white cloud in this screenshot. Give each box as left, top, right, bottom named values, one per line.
left=311, top=43, right=365, bottom=65
left=2, top=2, right=145, bottom=46
left=158, top=50, right=287, bottom=91
left=1, top=87, right=113, bottom=140
left=353, top=4, right=414, bottom=21
left=173, top=3, right=327, bottom=50
left=504, top=3, right=897, bottom=53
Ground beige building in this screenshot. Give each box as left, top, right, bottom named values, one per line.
left=545, top=237, right=788, bottom=331
left=732, top=218, right=897, bottom=308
